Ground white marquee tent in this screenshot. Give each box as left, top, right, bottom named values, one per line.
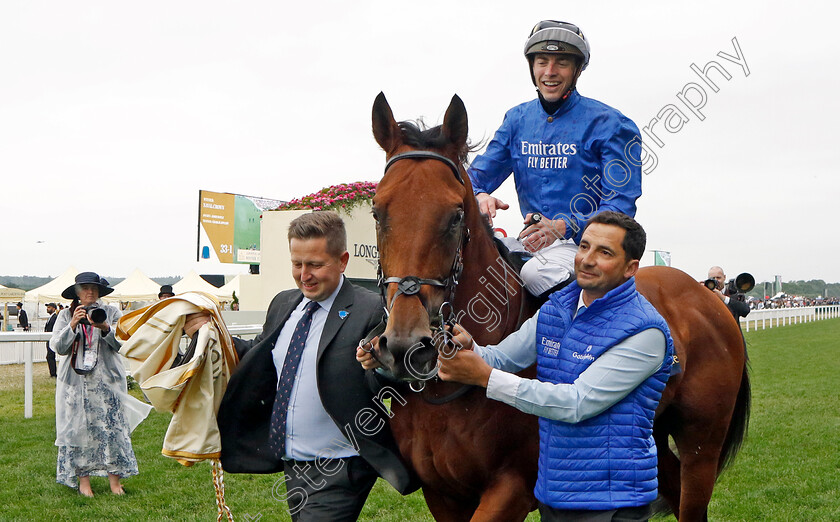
left=0, top=284, right=25, bottom=303
left=24, top=266, right=79, bottom=304
left=218, top=274, right=242, bottom=302
left=1, top=285, right=26, bottom=331
left=173, top=270, right=233, bottom=302
left=104, top=268, right=162, bottom=303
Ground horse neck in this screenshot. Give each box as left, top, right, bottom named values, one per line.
left=453, top=197, right=524, bottom=345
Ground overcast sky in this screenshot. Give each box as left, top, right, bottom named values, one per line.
left=2, top=1, right=836, bottom=285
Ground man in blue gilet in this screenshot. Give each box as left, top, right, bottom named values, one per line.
left=438, top=211, right=673, bottom=521
left=469, top=21, right=642, bottom=297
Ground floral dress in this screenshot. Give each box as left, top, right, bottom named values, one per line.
left=51, top=304, right=151, bottom=488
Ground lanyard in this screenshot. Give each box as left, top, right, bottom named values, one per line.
left=82, top=324, right=94, bottom=347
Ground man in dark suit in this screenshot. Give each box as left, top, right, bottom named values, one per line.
left=44, top=303, right=58, bottom=377
left=187, top=211, right=416, bottom=521
left=708, top=266, right=751, bottom=320
left=16, top=302, right=30, bottom=331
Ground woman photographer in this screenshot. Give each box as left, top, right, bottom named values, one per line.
left=51, top=272, right=151, bottom=497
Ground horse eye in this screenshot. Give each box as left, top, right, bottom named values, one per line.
left=452, top=209, right=464, bottom=226
left=371, top=209, right=380, bottom=222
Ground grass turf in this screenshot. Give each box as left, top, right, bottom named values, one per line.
left=1, top=318, right=838, bottom=520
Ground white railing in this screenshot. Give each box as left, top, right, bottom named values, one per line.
left=6, top=306, right=838, bottom=418
left=739, top=305, right=840, bottom=332
left=0, top=324, right=262, bottom=419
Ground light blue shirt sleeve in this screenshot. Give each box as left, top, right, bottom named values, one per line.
left=473, top=313, right=539, bottom=372
left=478, top=322, right=666, bottom=423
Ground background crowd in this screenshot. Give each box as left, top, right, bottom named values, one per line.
left=750, top=296, right=839, bottom=309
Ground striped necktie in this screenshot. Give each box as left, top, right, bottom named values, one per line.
left=268, top=300, right=320, bottom=459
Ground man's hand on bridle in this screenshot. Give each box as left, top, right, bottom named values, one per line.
left=356, top=336, right=382, bottom=371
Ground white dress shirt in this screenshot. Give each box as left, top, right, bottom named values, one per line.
left=273, top=275, right=359, bottom=460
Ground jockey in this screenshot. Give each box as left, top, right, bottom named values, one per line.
left=468, top=20, right=643, bottom=297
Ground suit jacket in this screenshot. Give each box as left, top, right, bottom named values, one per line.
left=18, top=309, right=29, bottom=330
left=724, top=289, right=751, bottom=319
left=217, top=279, right=418, bottom=495
left=45, top=313, right=58, bottom=332
left=45, top=313, right=58, bottom=350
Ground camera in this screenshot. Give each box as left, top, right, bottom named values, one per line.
left=728, top=273, right=755, bottom=295
left=722, top=273, right=754, bottom=304
left=79, top=306, right=107, bottom=325
left=704, top=272, right=754, bottom=295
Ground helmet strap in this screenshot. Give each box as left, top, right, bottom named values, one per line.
left=567, top=60, right=583, bottom=92
left=537, top=89, right=574, bottom=114
left=535, top=64, right=582, bottom=114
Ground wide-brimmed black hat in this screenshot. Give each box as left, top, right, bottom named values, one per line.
left=158, top=285, right=175, bottom=298
left=61, top=272, right=114, bottom=300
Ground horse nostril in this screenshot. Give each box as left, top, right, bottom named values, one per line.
left=405, top=337, right=436, bottom=363
left=379, top=335, right=388, bottom=353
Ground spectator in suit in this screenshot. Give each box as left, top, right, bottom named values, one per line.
left=707, top=266, right=750, bottom=320
left=44, top=302, right=59, bottom=377
left=186, top=211, right=417, bottom=521
left=17, top=302, right=30, bottom=331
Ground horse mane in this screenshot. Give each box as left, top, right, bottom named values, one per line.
left=397, top=118, right=510, bottom=263
left=397, top=120, right=505, bottom=250
left=397, top=119, right=479, bottom=166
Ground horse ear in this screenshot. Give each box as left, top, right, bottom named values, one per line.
left=372, top=92, right=402, bottom=153
left=442, top=94, right=468, bottom=149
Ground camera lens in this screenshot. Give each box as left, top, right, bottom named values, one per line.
left=89, top=308, right=107, bottom=324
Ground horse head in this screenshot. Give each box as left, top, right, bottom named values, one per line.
left=370, top=92, right=485, bottom=381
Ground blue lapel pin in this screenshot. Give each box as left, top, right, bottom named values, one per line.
left=338, top=310, right=349, bottom=319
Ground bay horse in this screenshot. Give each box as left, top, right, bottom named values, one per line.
left=370, top=92, right=750, bottom=521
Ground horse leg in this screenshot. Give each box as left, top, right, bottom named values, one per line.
left=673, top=427, right=727, bottom=522
left=653, top=419, right=681, bottom=516
left=423, top=489, right=476, bottom=522
left=470, top=473, right=534, bottom=522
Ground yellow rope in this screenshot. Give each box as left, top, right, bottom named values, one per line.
left=211, top=459, right=234, bottom=521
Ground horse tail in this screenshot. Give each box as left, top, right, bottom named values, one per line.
left=717, top=358, right=751, bottom=474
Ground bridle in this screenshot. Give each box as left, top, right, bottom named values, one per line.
left=384, top=150, right=464, bottom=184
left=377, top=151, right=469, bottom=322
left=363, top=150, right=471, bottom=392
